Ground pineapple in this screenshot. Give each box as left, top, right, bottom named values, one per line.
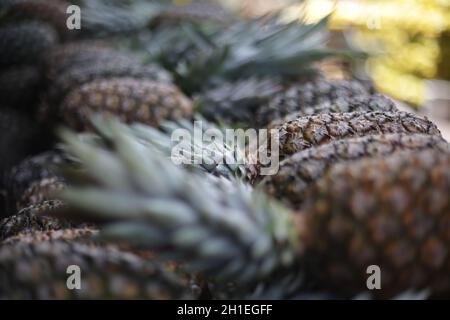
left=198, top=79, right=397, bottom=128
left=261, top=134, right=450, bottom=208
left=43, top=54, right=172, bottom=107
left=44, top=42, right=135, bottom=83
left=2, top=0, right=73, bottom=39
left=0, top=200, right=70, bottom=241
left=58, top=77, right=193, bottom=131
left=297, top=150, right=450, bottom=297
left=6, top=150, right=66, bottom=208
left=0, top=21, right=58, bottom=67
left=256, top=87, right=398, bottom=127
left=0, top=240, right=193, bottom=299
left=18, top=176, right=66, bottom=210
left=275, top=111, right=442, bottom=157
left=1, top=227, right=97, bottom=245
left=0, top=66, right=42, bottom=109
left=57, top=118, right=450, bottom=298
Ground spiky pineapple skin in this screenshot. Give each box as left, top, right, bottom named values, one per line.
left=256, top=80, right=382, bottom=127
left=43, top=56, right=173, bottom=111
left=17, top=176, right=66, bottom=210
left=297, top=150, right=450, bottom=298
left=275, top=111, right=441, bottom=157
left=43, top=42, right=134, bottom=83
left=0, top=21, right=58, bottom=67
left=262, top=134, right=450, bottom=208
left=265, top=94, right=399, bottom=129
left=1, top=227, right=97, bottom=245
left=6, top=151, right=65, bottom=207
left=58, top=77, right=193, bottom=131
left=0, top=200, right=69, bottom=240
left=0, top=240, right=193, bottom=299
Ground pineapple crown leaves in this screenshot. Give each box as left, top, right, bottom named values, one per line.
left=130, top=116, right=249, bottom=179
left=58, top=117, right=300, bottom=284
left=75, top=0, right=167, bottom=36
left=145, top=15, right=342, bottom=94
left=70, top=114, right=249, bottom=179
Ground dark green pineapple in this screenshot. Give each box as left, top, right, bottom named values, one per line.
left=0, top=21, right=58, bottom=67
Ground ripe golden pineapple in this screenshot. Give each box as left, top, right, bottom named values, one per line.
left=295, top=150, right=450, bottom=298
left=275, top=111, right=442, bottom=157
left=58, top=77, right=193, bottom=131
left=262, top=134, right=450, bottom=208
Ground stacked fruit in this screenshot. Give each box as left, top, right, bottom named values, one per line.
left=0, top=0, right=449, bottom=300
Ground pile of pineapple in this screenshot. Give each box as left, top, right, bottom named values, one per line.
left=0, top=0, right=449, bottom=300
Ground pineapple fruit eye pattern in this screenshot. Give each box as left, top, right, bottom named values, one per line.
left=0, top=0, right=449, bottom=301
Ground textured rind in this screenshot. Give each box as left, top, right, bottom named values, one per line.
left=44, top=43, right=138, bottom=84
left=0, top=21, right=58, bottom=67
left=265, top=94, right=399, bottom=129
left=1, top=227, right=97, bottom=245
left=298, top=150, right=450, bottom=298
left=17, top=177, right=66, bottom=210
left=262, top=134, right=450, bottom=208
left=44, top=58, right=173, bottom=107
left=0, top=240, right=193, bottom=299
left=59, top=77, right=194, bottom=131
left=275, top=111, right=442, bottom=157
left=257, top=80, right=378, bottom=127
left=0, top=200, right=69, bottom=241
left=6, top=151, right=66, bottom=205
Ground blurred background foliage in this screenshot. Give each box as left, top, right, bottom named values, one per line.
left=281, top=0, right=450, bottom=112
